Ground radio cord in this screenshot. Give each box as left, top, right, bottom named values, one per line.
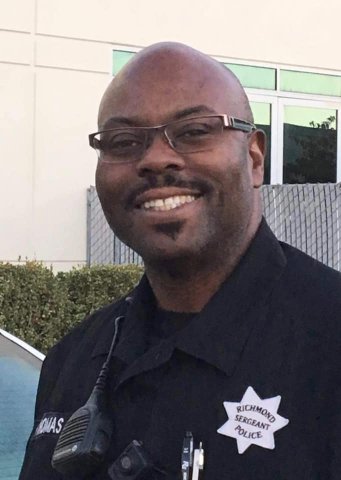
left=94, top=315, right=124, bottom=393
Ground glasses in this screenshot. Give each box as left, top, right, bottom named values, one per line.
left=89, top=114, right=256, bottom=163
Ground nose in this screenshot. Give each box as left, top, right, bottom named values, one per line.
left=136, top=132, right=185, bottom=177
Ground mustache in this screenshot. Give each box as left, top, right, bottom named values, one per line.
left=125, top=173, right=213, bottom=207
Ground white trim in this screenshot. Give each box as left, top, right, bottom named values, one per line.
left=275, top=101, right=284, bottom=184
left=337, top=110, right=341, bottom=183
left=276, top=97, right=341, bottom=109
left=247, top=94, right=280, bottom=183
left=247, top=94, right=278, bottom=104
left=270, top=99, right=280, bottom=184
left=276, top=91, right=341, bottom=104
left=0, top=328, right=45, bottom=361
left=245, top=88, right=341, bottom=105
left=244, top=88, right=278, bottom=97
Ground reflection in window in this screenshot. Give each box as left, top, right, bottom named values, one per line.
left=112, top=50, right=135, bottom=75
left=224, top=64, right=276, bottom=90
left=250, top=102, right=271, bottom=184
left=281, top=70, right=341, bottom=97
left=283, top=106, right=337, bottom=183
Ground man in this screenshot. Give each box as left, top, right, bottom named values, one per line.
left=20, top=43, right=341, bottom=479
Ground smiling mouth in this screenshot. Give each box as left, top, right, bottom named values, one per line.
left=140, top=195, right=199, bottom=211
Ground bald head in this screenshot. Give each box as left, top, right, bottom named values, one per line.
left=95, top=41, right=265, bottom=278
left=98, top=42, right=253, bottom=128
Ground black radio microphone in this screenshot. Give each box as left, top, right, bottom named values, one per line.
left=51, top=315, right=124, bottom=477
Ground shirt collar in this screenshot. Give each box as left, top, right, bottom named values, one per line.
left=175, top=219, right=287, bottom=375
left=91, top=275, right=155, bottom=361
left=112, top=275, right=156, bottom=364
left=92, top=219, right=287, bottom=376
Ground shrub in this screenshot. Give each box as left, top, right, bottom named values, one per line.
left=0, top=262, right=143, bottom=353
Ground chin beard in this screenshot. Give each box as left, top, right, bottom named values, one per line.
left=113, top=217, right=230, bottom=276
left=153, top=221, right=183, bottom=241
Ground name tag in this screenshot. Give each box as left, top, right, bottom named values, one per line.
left=33, top=412, right=65, bottom=438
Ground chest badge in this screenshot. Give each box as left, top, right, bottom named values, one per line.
left=217, top=386, right=289, bottom=454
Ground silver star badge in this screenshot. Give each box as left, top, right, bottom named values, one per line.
left=217, top=386, right=289, bottom=454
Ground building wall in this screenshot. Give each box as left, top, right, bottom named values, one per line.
left=1, top=0, right=341, bottom=270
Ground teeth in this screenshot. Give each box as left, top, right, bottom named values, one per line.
left=142, top=195, right=197, bottom=211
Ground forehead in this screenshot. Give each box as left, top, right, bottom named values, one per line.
left=98, top=51, right=242, bottom=127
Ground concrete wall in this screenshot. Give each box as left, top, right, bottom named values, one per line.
left=1, top=0, right=341, bottom=270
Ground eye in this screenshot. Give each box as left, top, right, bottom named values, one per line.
left=174, top=122, right=213, bottom=139
left=170, top=119, right=220, bottom=147
left=100, top=131, right=144, bottom=155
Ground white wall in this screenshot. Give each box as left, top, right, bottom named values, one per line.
left=1, top=0, right=341, bottom=270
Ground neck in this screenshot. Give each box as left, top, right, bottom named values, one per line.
left=146, top=262, right=233, bottom=313
left=145, top=221, right=260, bottom=312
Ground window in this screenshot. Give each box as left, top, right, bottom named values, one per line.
left=223, top=63, right=276, bottom=90
left=112, top=48, right=341, bottom=184
left=281, top=70, right=341, bottom=97
left=283, top=105, right=337, bottom=183
left=112, top=50, right=135, bottom=76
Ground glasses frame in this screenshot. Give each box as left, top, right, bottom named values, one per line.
left=88, top=114, right=257, bottom=161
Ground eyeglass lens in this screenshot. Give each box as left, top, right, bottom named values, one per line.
left=94, top=116, right=224, bottom=162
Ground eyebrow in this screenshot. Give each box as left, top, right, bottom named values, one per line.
left=99, top=116, right=137, bottom=130
left=99, top=105, right=217, bottom=130
left=173, top=105, right=217, bottom=120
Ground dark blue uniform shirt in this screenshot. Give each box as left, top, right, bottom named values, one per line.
left=19, top=221, right=341, bottom=479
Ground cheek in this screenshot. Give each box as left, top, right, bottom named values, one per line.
left=95, top=163, right=129, bottom=207
left=95, top=164, right=134, bottom=240
left=199, top=149, right=246, bottom=186
left=209, top=156, right=252, bottom=209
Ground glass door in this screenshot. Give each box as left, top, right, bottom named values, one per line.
left=278, top=98, right=340, bottom=184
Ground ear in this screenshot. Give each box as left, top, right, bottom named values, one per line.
left=248, top=129, right=266, bottom=188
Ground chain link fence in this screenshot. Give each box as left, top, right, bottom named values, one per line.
left=87, top=184, right=341, bottom=271
left=87, top=186, right=143, bottom=266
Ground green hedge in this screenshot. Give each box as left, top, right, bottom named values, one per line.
left=0, top=262, right=143, bottom=353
